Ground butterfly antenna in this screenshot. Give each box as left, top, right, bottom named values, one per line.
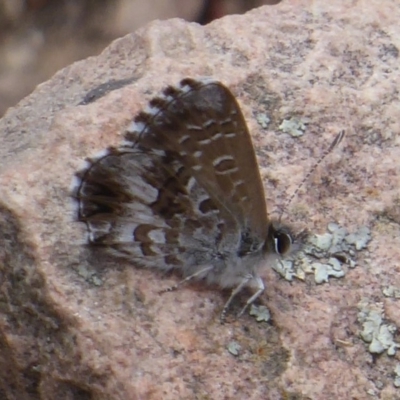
left=278, top=130, right=345, bottom=223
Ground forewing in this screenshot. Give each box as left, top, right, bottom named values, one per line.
left=124, top=78, right=269, bottom=241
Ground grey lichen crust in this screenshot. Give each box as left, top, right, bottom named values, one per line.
left=278, top=117, right=308, bottom=137
left=272, top=223, right=369, bottom=284
left=249, top=304, right=271, bottom=322
left=383, top=286, right=400, bottom=299
left=227, top=341, right=242, bottom=356
left=270, top=222, right=400, bottom=366
left=358, top=301, right=400, bottom=356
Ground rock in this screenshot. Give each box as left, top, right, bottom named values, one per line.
left=0, top=1, right=399, bottom=399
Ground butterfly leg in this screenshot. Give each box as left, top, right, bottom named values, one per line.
left=236, top=276, right=265, bottom=318
left=220, top=274, right=253, bottom=323
left=159, top=265, right=214, bottom=294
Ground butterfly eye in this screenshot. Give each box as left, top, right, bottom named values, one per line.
left=274, top=231, right=292, bottom=255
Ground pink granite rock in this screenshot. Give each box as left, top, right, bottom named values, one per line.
left=1, top=1, right=400, bottom=399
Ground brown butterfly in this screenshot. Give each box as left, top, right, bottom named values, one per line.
left=73, top=78, right=297, bottom=320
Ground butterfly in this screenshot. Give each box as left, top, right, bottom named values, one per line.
left=72, top=78, right=292, bottom=320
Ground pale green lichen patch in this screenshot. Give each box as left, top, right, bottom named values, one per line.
left=272, top=223, right=370, bottom=284
left=345, top=226, right=372, bottom=250
left=273, top=259, right=296, bottom=281
left=358, top=301, right=400, bottom=356
left=383, top=285, right=400, bottom=299
left=313, top=260, right=345, bottom=284
left=394, top=364, right=400, bottom=388
left=77, top=265, right=103, bottom=286
left=278, top=117, right=307, bottom=137
left=227, top=341, right=242, bottom=356
left=250, top=304, right=271, bottom=322
left=309, top=233, right=332, bottom=251
left=256, top=113, right=270, bottom=129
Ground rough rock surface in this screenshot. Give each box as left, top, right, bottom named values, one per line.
left=1, top=0, right=400, bottom=399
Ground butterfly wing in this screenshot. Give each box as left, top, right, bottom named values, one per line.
left=125, top=79, right=269, bottom=242
left=74, top=148, right=223, bottom=269
left=73, top=78, right=271, bottom=283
